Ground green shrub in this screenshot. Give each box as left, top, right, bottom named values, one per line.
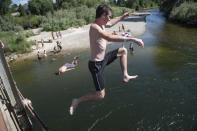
left=0, top=15, right=24, bottom=32
left=74, top=6, right=95, bottom=24
left=73, top=19, right=86, bottom=27
left=41, top=6, right=133, bottom=31
left=170, top=2, right=197, bottom=25
left=41, top=6, right=93, bottom=31
left=16, top=34, right=25, bottom=43
left=111, top=7, right=134, bottom=18
left=24, top=31, right=35, bottom=38
left=14, top=15, right=44, bottom=29
left=0, top=5, right=133, bottom=32
left=0, top=32, right=33, bottom=55
left=61, top=2, right=72, bottom=9
left=13, top=25, right=24, bottom=32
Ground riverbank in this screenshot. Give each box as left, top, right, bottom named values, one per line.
left=6, top=15, right=147, bottom=62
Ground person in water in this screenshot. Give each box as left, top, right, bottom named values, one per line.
left=122, top=32, right=131, bottom=37
left=56, top=41, right=62, bottom=51
left=41, top=39, right=44, bottom=47
left=69, top=5, right=144, bottom=115
left=55, top=56, right=79, bottom=75
left=0, top=40, right=4, bottom=48
left=43, top=50, right=47, bottom=57
left=112, top=31, right=118, bottom=35
left=37, top=51, right=42, bottom=60
left=122, top=24, right=125, bottom=32
left=129, top=42, right=134, bottom=55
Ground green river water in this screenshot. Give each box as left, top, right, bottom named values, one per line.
left=10, top=9, right=197, bottom=131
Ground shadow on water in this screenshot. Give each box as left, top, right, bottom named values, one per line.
left=10, top=9, right=197, bottom=131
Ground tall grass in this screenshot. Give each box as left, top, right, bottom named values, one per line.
left=41, top=6, right=95, bottom=31
left=170, top=2, right=197, bottom=25
left=0, top=15, right=24, bottom=32
left=111, top=7, right=134, bottom=17
left=41, top=6, right=134, bottom=31
left=0, top=32, right=33, bottom=55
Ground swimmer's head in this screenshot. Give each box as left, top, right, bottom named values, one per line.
left=55, top=70, right=61, bottom=75
left=74, top=56, right=79, bottom=60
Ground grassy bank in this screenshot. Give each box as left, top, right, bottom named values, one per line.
left=0, top=31, right=34, bottom=55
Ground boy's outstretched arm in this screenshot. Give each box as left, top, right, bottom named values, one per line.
left=106, top=12, right=129, bottom=28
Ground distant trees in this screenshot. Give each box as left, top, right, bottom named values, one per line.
left=55, top=0, right=104, bottom=9
left=160, top=0, right=197, bottom=16
left=169, top=2, right=197, bottom=25
left=41, top=6, right=133, bottom=31
left=11, top=4, right=18, bottom=13
left=0, top=0, right=11, bottom=15
left=115, top=0, right=159, bottom=10
left=28, top=0, right=54, bottom=15
left=160, top=0, right=197, bottom=25
left=54, top=0, right=159, bottom=10
left=18, top=4, right=26, bottom=16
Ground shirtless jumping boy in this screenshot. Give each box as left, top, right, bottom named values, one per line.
left=69, top=5, right=144, bottom=115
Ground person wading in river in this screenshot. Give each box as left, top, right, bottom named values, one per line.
left=0, top=40, right=4, bottom=49
left=69, top=5, right=144, bottom=115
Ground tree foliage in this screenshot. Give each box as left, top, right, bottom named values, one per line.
left=116, top=0, right=159, bottom=10
left=0, top=32, right=33, bottom=55
left=28, top=0, right=54, bottom=15
left=160, top=0, right=197, bottom=17
left=0, top=15, right=24, bottom=32
left=41, top=6, right=133, bottom=31
left=11, top=4, right=18, bottom=13
left=160, top=0, right=197, bottom=25
left=0, top=0, right=11, bottom=15
left=169, top=2, right=197, bottom=25
left=18, top=4, right=26, bottom=16
left=55, top=0, right=105, bottom=9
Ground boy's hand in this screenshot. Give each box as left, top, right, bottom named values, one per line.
left=131, top=38, right=144, bottom=48
left=122, top=12, right=129, bottom=19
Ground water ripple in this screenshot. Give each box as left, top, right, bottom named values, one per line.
left=88, top=111, right=112, bottom=131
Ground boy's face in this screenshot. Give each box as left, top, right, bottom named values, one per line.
left=103, top=11, right=112, bottom=24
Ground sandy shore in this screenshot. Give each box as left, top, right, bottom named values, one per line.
left=7, top=15, right=147, bottom=62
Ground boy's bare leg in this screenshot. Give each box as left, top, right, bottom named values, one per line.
left=117, top=47, right=138, bottom=82
left=69, top=89, right=105, bottom=115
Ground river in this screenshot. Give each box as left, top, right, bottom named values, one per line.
left=10, top=9, right=197, bottom=131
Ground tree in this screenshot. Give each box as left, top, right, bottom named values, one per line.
left=11, top=4, right=18, bottom=13
left=0, top=0, right=11, bottom=15
left=160, top=0, right=197, bottom=17
left=56, top=0, right=64, bottom=8
left=28, top=0, right=54, bottom=15
left=117, top=0, right=126, bottom=6
left=18, top=4, right=26, bottom=16
left=56, top=0, right=105, bottom=9
left=125, top=0, right=136, bottom=8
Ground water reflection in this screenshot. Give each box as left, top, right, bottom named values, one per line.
left=144, top=9, right=197, bottom=72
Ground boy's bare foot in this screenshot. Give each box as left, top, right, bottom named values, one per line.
left=123, top=75, right=138, bottom=83
left=69, top=99, right=78, bottom=115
